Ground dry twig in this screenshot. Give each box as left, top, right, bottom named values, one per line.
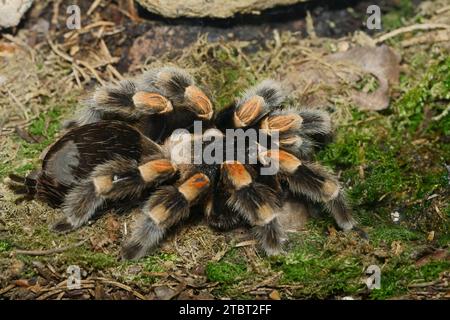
left=15, top=240, right=86, bottom=256
left=375, top=23, right=450, bottom=43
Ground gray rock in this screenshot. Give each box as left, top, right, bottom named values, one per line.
left=136, top=0, right=307, bottom=19
left=0, top=0, right=33, bottom=28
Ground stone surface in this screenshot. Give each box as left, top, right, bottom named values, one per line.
left=0, top=0, right=34, bottom=28
left=136, top=0, right=307, bottom=19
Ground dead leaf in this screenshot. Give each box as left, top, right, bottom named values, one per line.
left=32, top=261, right=60, bottom=282
left=177, top=289, right=214, bottom=300
left=14, top=279, right=30, bottom=287
left=415, top=249, right=450, bottom=267
left=427, top=231, right=435, bottom=242
left=105, top=215, right=121, bottom=242
left=391, top=241, right=403, bottom=256
left=154, top=283, right=185, bottom=300
left=154, top=286, right=176, bottom=300
left=9, top=259, right=25, bottom=277
left=269, top=290, right=281, bottom=300
left=374, top=249, right=389, bottom=258
left=327, top=45, right=401, bottom=111
left=0, top=42, right=18, bottom=57
left=89, top=236, right=112, bottom=251
left=327, top=225, right=338, bottom=237
left=283, top=45, right=401, bottom=111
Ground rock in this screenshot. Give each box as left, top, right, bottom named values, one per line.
left=136, top=0, right=307, bottom=19
left=0, top=0, right=34, bottom=29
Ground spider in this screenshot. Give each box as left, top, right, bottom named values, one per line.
left=8, top=66, right=356, bottom=260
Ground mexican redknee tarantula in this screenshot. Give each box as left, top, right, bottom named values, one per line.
left=8, top=66, right=356, bottom=260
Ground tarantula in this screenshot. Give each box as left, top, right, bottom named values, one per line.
left=8, top=66, right=356, bottom=259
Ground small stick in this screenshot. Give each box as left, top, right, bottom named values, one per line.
left=51, top=0, right=62, bottom=26
left=432, top=105, right=450, bottom=121
left=78, top=60, right=105, bottom=85
left=436, top=5, right=450, bottom=14
left=107, top=65, right=124, bottom=81
left=92, top=277, right=147, bottom=300
left=87, top=0, right=102, bottom=16
left=0, top=284, right=16, bottom=296
left=408, top=280, right=440, bottom=288
left=375, top=23, right=450, bottom=43
left=15, top=240, right=86, bottom=256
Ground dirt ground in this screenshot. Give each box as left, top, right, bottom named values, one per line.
left=0, top=0, right=449, bottom=300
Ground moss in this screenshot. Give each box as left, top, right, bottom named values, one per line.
left=1, top=106, right=70, bottom=179
left=369, top=226, right=423, bottom=246
left=396, top=57, right=450, bottom=132
left=382, top=0, right=416, bottom=31
left=370, top=259, right=450, bottom=299
left=64, top=247, right=118, bottom=270
left=206, top=47, right=255, bottom=108
left=0, top=240, right=12, bottom=252
left=309, top=55, right=449, bottom=299
left=18, top=108, right=63, bottom=158
left=278, top=254, right=363, bottom=297
left=319, top=57, right=450, bottom=232
left=206, top=261, right=247, bottom=284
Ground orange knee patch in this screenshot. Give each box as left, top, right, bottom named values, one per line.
left=178, top=173, right=210, bottom=202
left=261, top=113, right=302, bottom=134
left=222, top=161, right=252, bottom=189
left=138, top=159, right=176, bottom=183
left=185, top=86, right=213, bottom=120
left=259, top=150, right=301, bottom=173
left=148, top=204, right=170, bottom=225
left=93, top=175, right=113, bottom=195
left=234, top=96, right=264, bottom=127
left=132, top=92, right=173, bottom=113
left=280, top=135, right=302, bottom=147
left=256, top=204, right=276, bottom=225
left=322, top=180, right=340, bottom=200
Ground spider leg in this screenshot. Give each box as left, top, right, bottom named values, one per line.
left=297, top=108, right=332, bottom=138
left=232, top=80, right=285, bottom=128
left=53, top=157, right=177, bottom=233
left=6, top=173, right=36, bottom=195
left=221, top=161, right=284, bottom=255
left=122, top=172, right=210, bottom=260
left=205, top=192, right=244, bottom=231
left=260, top=108, right=332, bottom=158
left=260, top=150, right=356, bottom=231
left=139, top=66, right=213, bottom=120
left=65, top=76, right=176, bottom=129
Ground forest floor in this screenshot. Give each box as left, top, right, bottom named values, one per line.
left=0, top=0, right=449, bottom=300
